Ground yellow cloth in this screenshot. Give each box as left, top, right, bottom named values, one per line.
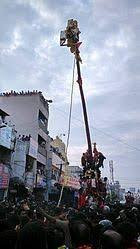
left=58, top=245, right=66, bottom=249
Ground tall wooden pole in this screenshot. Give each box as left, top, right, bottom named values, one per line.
left=76, top=51, right=93, bottom=162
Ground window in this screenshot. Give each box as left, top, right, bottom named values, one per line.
left=38, top=135, right=46, bottom=156
left=38, top=110, right=48, bottom=134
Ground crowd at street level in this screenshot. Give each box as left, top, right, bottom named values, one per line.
left=0, top=196, right=140, bottom=249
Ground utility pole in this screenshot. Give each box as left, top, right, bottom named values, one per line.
left=109, top=160, right=114, bottom=184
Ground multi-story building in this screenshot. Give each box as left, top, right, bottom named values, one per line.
left=0, top=109, right=16, bottom=200
left=50, top=136, right=82, bottom=191
left=50, top=136, right=67, bottom=188
left=129, top=187, right=136, bottom=193
left=11, top=135, right=38, bottom=190
left=50, top=136, right=80, bottom=202
left=0, top=91, right=52, bottom=198
left=67, top=165, right=83, bottom=178
left=108, top=180, right=121, bottom=201
left=119, top=188, right=126, bottom=201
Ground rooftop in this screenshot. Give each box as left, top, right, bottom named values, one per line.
left=0, top=90, right=41, bottom=97
left=0, top=90, right=52, bottom=109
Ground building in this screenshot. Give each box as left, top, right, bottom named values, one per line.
left=50, top=136, right=67, bottom=188
left=107, top=180, right=121, bottom=202
left=50, top=137, right=82, bottom=191
left=114, top=181, right=121, bottom=198
left=50, top=137, right=81, bottom=203
left=11, top=135, right=38, bottom=190
left=0, top=91, right=52, bottom=199
left=129, top=187, right=136, bottom=193
left=119, top=188, right=126, bottom=201
left=0, top=108, right=38, bottom=200
left=67, top=165, right=83, bottom=178
left=0, top=109, right=16, bottom=200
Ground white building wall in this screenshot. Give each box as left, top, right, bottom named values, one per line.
left=0, top=95, right=39, bottom=141
left=0, top=93, right=51, bottom=193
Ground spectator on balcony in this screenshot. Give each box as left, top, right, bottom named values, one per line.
left=41, top=141, right=46, bottom=148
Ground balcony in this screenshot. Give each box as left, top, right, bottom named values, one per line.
left=38, top=119, right=48, bottom=135
left=27, top=138, right=38, bottom=159
left=0, top=126, right=13, bottom=150
left=38, top=144, right=46, bottom=157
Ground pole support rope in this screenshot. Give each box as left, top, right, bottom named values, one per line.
left=57, top=57, right=76, bottom=206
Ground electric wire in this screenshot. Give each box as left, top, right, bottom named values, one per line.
left=7, top=102, right=140, bottom=153
left=52, top=106, right=140, bottom=152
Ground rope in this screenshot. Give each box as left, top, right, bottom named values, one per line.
left=57, top=57, right=76, bottom=206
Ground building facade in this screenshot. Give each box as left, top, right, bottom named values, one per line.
left=67, top=165, right=83, bottom=179
left=0, top=91, right=52, bottom=199
left=50, top=136, right=67, bottom=189
left=0, top=109, right=16, bottom=200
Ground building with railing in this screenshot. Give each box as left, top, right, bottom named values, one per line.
left=0, top=109, right=16, bottom=200
left=10, top=135, right=38, bottom=190
left=0, top=91, right=52, bottom=199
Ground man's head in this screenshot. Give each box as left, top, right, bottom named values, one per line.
left=46, top=223, right=65, bottom=249
left=16, top=221, right=48, bottom=249
left=99, top=219, right=113, bottom=232
left=100, top=230, right=124, bottom=249
left=69, top=219, right=91, bottom=247
left=117, top=222, right=138, bottom=247
left=0, top=230, right=17, bottom=249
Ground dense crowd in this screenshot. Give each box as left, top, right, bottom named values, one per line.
left=0, top=196, right=140, bottom=249
left=0, top=90, right=41, bottom=96
left=0, top=90, right=52, bottom=107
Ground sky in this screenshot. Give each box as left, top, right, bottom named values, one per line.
left=0, top=0, right=140, bottom=189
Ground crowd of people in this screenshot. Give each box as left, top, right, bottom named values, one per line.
left=18, top=134, right=31, bottom=142
left=0, top=195, right=140, bottom=249
left=0, top=90, right=41, bottom=97
left=0, top=90, right=50, bottom=108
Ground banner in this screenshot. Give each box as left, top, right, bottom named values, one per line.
left=60, top=176, right=80, bottom=190
left=13, top=140, right=26, bottom=180
left=0, top=126, right=12, bottom=149
left=0, top=164, right=9, bottom=189
left=28, top=138, right=38, bottom=159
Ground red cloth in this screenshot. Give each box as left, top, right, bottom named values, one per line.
left=78, top=193, right=86, bottom=208
left=127, top=240, right=139, bottom=249
left=76, top=245, right=94, bottom=249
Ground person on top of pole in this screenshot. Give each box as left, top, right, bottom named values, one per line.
left=60, top=19, right=82, bottom=62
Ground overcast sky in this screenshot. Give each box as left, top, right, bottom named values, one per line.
left=0, top=0, right=140, bottom=189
